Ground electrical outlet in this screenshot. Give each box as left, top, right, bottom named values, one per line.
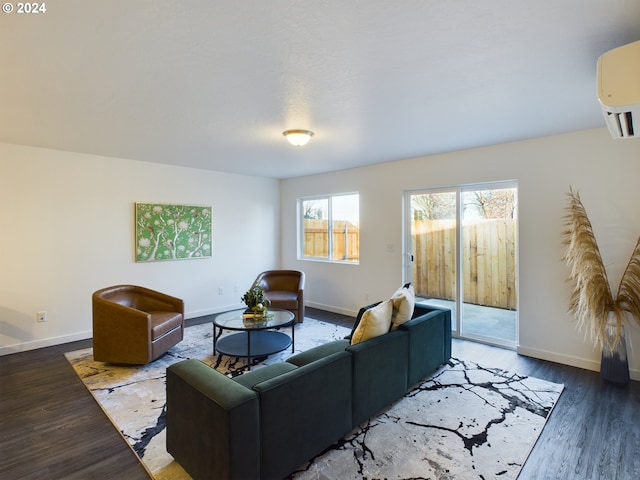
left=218, top=287, right=224, bottom=295
left=37, top=311, right=46, bottom=322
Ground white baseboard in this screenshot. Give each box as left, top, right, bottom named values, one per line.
left=4, top=309, right=638, bottom=382
left=517, top=345, right=640, bottom=381
left=0, top=330, right=92, bottom=356
left=0, top=305, right=246, bottom=357
left=186, top=303, right=245, bottom=319
left=190, top=302, right=358, bottom=320
left=305, top=301, right=357, bottom=318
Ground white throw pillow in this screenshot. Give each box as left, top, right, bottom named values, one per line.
left=350, top=299, right=393, bottom=345
left=390, top=284, right=415, bottom=330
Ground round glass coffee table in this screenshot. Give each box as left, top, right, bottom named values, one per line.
left=213, top=308, right=295, bottom=369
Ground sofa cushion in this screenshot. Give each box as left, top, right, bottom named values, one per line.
left=265, top=291, right=299, bottom=309
left=287, top=339, right=350, bottom=367
left=345, top=301, right=383, bottom=341
left=233, top=362, right=298, bottom=389
left=390, top=284, right=415, bottom=330
left=150, top=311, right=183, bottom=340
left=350, top=299, right=393, bottom=345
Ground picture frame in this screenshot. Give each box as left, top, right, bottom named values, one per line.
left=135, top=203, right=212, bottom=262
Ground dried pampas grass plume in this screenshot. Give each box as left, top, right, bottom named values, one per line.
left=562, top=187, right=640, bottom=356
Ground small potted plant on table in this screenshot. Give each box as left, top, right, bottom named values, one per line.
left=241, top=284, right=271, bottom=319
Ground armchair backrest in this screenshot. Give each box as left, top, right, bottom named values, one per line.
left=93, top=285, right=184, bottom=314
left=255, top=270, right=304, bottom=293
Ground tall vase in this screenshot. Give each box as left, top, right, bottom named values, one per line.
left=600, top=313, right=630, bottom=384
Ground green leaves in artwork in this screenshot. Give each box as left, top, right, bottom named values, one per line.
left=135, top=203, right=212, bottom=262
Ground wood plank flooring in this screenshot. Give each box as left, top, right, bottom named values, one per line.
left=453, top=339, right=640, bottom=479
left=0, top=338, right=150, bottom=479
left=1, top=307, right=639, bottom=479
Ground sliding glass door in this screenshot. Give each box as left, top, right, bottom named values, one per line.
left=405, top=183, right=518, bottom=348
left=405, top=189, right=459, bottom=330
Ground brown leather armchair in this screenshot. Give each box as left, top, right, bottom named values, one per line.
left=253, top=270, right=305, bottom=323
left=92, top=285, right=185, bottom=364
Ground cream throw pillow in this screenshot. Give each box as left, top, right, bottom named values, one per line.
left=390, top=284, right=415, bottom=330
left=350, top=299, right=393, bottom=345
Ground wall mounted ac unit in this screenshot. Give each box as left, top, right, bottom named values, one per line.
left=597, top=39, right=640, bottom=139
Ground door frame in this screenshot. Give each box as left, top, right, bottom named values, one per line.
left=403, top=181, right=518, bottom=349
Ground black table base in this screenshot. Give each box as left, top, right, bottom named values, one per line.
left=215, top=330, right=292, bottom=359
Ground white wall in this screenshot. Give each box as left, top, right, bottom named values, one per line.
left=280, top=127, right=640, bottom=378
left=0, top=143, right=280, bottom=354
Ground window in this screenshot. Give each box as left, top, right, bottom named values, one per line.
left=299, top=193, right=359, bottom=263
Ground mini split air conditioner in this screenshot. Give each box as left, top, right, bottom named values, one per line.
left=597, top=39, right=640, bottom=139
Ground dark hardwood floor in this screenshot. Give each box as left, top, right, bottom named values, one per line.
left=0, top=337, right=150, bottom=479
left=2, top=307, right=639, bottom=479
left=453, top=340, right=640, bottom=479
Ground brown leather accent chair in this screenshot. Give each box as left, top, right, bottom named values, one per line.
left=254, top=270, right=305, bottom=323
left=92, top=285, right=185, bottom=364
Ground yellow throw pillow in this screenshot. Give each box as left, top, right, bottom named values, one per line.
left=390, top=284, right=415, bottom=330
left=350, top=299, right=393, bottom=345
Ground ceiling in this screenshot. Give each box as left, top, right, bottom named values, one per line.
left=1, top=1, right=639, bottom=179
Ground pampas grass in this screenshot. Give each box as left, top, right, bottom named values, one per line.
left=562, top=187, right=640, bottom=356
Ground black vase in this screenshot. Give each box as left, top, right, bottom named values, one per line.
left=600, top=320, right=630, bottom=384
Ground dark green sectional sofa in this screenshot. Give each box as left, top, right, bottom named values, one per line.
left=166, top=303, right=451, bottom=480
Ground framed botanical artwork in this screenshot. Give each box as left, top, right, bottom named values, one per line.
left=135, top=203, right=212, bottom=262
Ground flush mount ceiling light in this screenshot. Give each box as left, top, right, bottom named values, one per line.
left=283, top=129, right=314, bottom=146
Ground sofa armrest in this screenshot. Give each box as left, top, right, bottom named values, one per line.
left=412, top=303, right=449, bottom=318
left=253, top=351, right=353, bottom=480
left=400, top=306, right=452, bottom=386
left=347, top=330, right=409, bottom=426
left=413, top=304, right=452, bottom=360
left=166, top=359, right=260, bottom=480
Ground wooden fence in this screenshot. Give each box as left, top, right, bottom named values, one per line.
left=303, top=218, right=517, bottom=310
left=303, top=219, right=360, bottom=262
left=412, top=219, right=517, bottom=310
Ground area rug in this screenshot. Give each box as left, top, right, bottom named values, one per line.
left=65, top=319, right=564, bottom=480
left=292, top=357, right=564, bottom=480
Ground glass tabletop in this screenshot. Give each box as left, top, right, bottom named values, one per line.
left=213, top=308, right=295, bottom=331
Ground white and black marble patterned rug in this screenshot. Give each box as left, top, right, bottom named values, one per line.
left=292, top=357, right=564, bottom=480
left=66, top=320, right=563, bottom=480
